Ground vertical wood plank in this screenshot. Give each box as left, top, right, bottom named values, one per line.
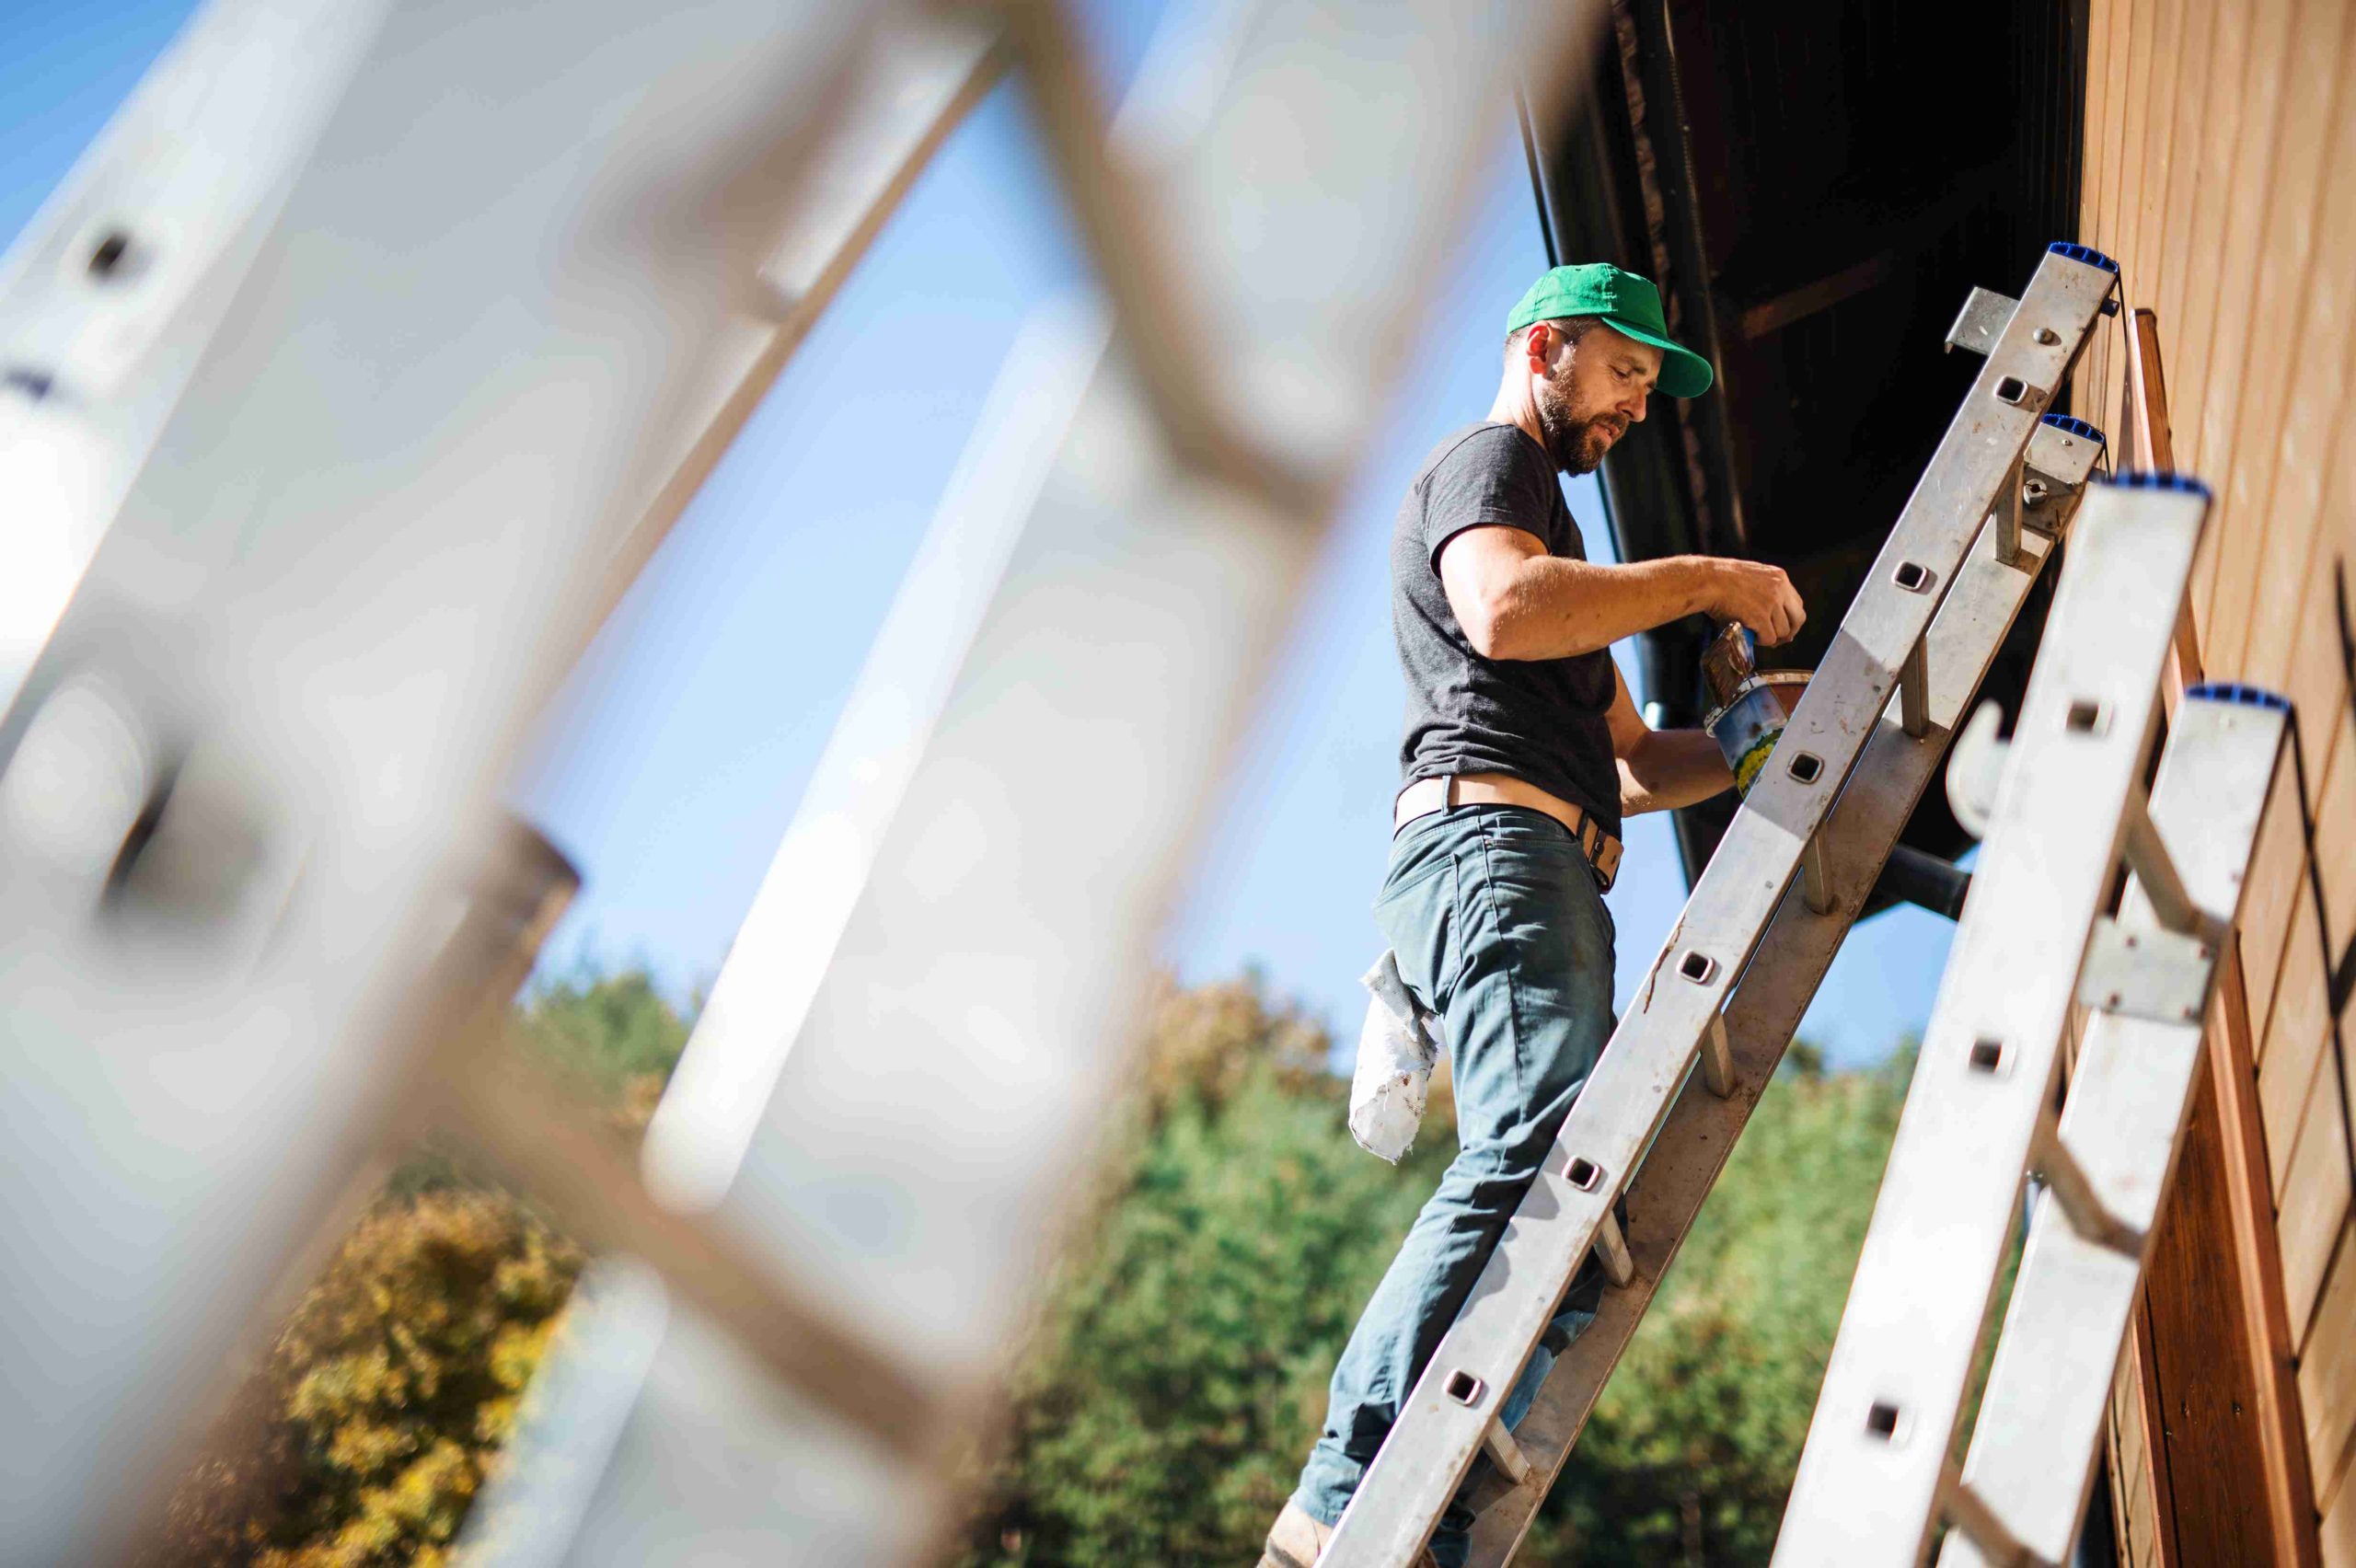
left=2281, top=544, right=2356, bottom=768
left=2088, top=0, right=2138, bottom=419
left=2245, top=756, right=2312, bottom=1059
left=2132, top=1289, right=2181, bottom=1566
left=2214, top=951, right=2331, bottom=1567
left=2316, top=713, right=2356, bottom=945
left=2183, top=0, right=2310, bottom=624
left=2125, top=0, right=2181, bottom=303
left=2219, top=70, right=2356, bottom=682
left=2196, top=0, right=2355, bottom=663
left=2119, top=312, right=2329, bottom=1562
left=2165, top=0, right=2252, bottom=465
left=2149, top=0, right=2210, bottom=355
left=2108, top=0, right=2157, bottom=445
left=2302, top=1239, right=2356, bottom=1522
left=2281, top=1099, right=2353, bottom=1344
left=2142, top=1066, right=2287, bottom=1564
left=2264, top=897, right=2335, bottom=1196
left=2326, top=1472, right=2355, bottom=1567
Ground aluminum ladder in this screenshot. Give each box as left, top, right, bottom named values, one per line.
left=1318, top=241, right=2123, bottom=1568
left=1769, top=471, right=2282, bottom=1565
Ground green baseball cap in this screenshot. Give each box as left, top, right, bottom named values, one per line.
left=1507, top=262, right=1714, bottom=398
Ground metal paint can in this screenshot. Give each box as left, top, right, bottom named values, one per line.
left=1704, top=671, right=1812, bottom=796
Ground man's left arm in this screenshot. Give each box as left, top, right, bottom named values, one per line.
left=1605, top=664, right=1732, bottom=816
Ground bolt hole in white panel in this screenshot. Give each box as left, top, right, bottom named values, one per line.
left=0, top=3, right=872, bottom=1559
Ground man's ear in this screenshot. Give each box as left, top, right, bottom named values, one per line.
left=1523, top=321, right=1552, bottom=374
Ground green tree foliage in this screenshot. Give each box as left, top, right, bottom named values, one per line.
left=150, top=963, right=1914, bottom=1567
left=961, top=986, right=1908, bottom=1567
left=153, top=1192, right=587, bottom=1567
left=146, top=965, right=692, bottom=1566
left=1536, top=1050, right=1906, bottom=1563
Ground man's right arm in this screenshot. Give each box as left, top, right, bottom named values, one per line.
left=1438, top=523, right=1804, bottom=660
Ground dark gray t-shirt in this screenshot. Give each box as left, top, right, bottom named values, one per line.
left=1392, top=421, right=1621, bottom=837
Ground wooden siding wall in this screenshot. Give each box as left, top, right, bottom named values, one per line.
left=2079, top=0, right=2356, bottom=1561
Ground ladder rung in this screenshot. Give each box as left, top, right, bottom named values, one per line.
left=1899, top=640, right=1930, bottom=738
left=1591, top=1208, right=1635, bottom=1289
left=2118, top=787, right=2222, bottom=941
left=1698, top=1012, right=1735, bottom=1099
left=1480, top=1422, right=1534, bottom=1489
left=2030, top=1131, right=2145, bottom=1257
left=1940, top=1471, right=2038, bottom=1568
left=1801, top=834, right=1836, bottom=915
left=1992, top=454, right=2027, bottom=566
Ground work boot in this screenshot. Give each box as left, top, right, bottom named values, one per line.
left=1255, top=1500, right=1439, bottom=1567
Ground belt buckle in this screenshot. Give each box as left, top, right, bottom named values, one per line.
left=1594, top=832, right=1623, bottom=891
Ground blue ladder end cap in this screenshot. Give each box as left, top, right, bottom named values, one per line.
left=2188, top=682, right=2292, bottom=713
left=2048, top=241, right=2121, bottom=273
left=2103, top=470, right=2211, bottom=497
left=2039, top=413, right=2107, bottom=444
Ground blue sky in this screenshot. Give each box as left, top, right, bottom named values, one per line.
left=1, top=0, right=1958, bottom=1066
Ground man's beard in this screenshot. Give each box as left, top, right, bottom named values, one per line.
left=1534, top=378, right=1626, bottom=475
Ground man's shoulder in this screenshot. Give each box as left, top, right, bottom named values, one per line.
left=1415, top=421, right=1542, bottom=488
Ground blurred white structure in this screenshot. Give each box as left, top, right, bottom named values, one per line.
left=0, top=1, right=1595, bottom=1562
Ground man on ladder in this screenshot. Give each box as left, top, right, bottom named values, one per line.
left=1262, top=261, right=1806, bottom=1568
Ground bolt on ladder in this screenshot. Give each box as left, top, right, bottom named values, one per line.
left=1768, top=473, right=2273, bottom=1565
left=1316, top=240, right=2123, bottom=1568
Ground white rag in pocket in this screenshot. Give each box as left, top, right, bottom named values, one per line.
left=1348, top=950, right=1442, bottom=1162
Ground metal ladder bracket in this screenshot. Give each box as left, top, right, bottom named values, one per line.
left=2074, top=917, right=2217, bottom=1026
left=1945, top=287, right=2018, bottom=357
left=2023, top=414, right=2106, bottom=515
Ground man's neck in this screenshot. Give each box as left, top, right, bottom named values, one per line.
left=1486, top=377, right=1551, bottom=467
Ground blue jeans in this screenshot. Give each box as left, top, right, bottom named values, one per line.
left=1293, top=804, right=1617, bottom=1566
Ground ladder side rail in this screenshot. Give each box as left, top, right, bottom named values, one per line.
left=654, top=0, right=1596, bottom=1403
left=0, top=0, right=391, bottom=715
left=1320, top=247, right=2119, bottom=1568
left=462, top=4, right=1617, bottom=1561
left=1768, top=478, right=2211, bottom=1567
left=583, top=13, right=1006, bottom=639
left=1938, top=690, right=2286, bottom=1567
left=0, top=9, right=882, bottom=1558
left=1464, top=508, right=2068, bottom=1564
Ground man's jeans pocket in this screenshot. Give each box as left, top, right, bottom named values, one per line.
left=1372, top=854, right=1459, bottom=1009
